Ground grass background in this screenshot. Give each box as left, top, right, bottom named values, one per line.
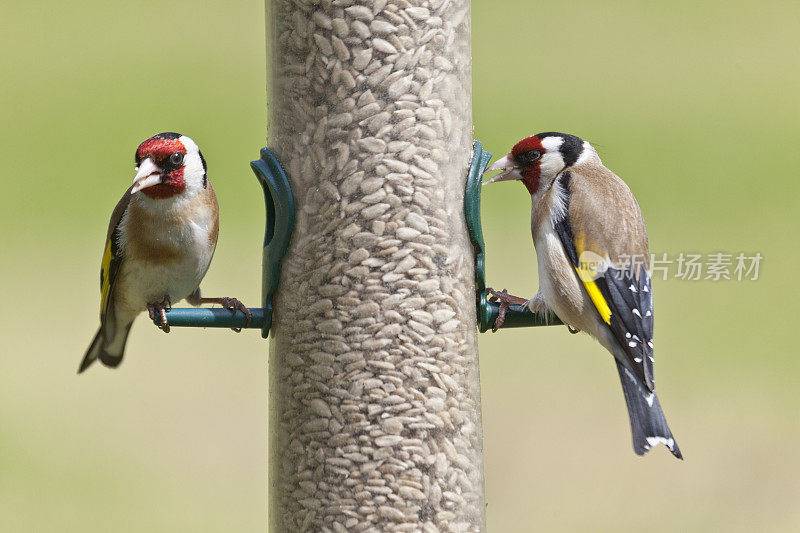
left=1, top=0, right=798, bottom=530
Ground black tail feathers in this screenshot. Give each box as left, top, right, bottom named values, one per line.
left=78, top=325, right=129, bottom=374
left=615, top=360, right=682, bottom=459
left=98, top=348, right=125, bottom=369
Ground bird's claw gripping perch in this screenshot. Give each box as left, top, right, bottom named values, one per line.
left=486, top=287, right=529, bottom=332
left=147, top=296, right=172, bottom=333
left=199, top=297, right=252, bottom=332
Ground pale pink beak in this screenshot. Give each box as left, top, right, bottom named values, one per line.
left=131, top=158, right=162, bottom=194
left=483, top=154, right=522, bottom=185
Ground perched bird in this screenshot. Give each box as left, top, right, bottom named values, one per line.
left=79, top=132, right=250, bottom=373
left=484, top=132, right=682, bottom=459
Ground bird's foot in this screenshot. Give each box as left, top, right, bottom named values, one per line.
left=486, top=287, right=529, bottom=332
left=199, top=297, right=252, bottom=332
left=147, top=296, right=171, bottom=333
left=567, top=325, right=581, bottom=334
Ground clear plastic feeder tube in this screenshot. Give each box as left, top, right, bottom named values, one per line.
left=267, top=0, right=484, bottom=530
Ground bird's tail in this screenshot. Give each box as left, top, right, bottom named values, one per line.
left=615, top=360, right=682, bottom=459
left=78, top=322, right=132, bottom=373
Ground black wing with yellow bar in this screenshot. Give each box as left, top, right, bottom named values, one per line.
left=552, top=172, right=655, bottom=392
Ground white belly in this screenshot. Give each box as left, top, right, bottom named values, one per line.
left=116, top=212, right=215, bottom=312
left=123, top=252, right=211, bottom=307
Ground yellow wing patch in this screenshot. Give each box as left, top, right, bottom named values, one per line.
left=573, top=236, right=612, bottom=325
left=576, top=268, right=612, bottom=325
left=100, top=239, right=113, bottom=312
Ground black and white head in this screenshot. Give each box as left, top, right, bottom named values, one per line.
left=484, top=132, right=596, bottom=195
left=131, top=132, right=208, bottom=200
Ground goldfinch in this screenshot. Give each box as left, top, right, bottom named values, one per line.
left=484, top=132, right=682, bottom=459
left=79, top=132, right=250, bottom=373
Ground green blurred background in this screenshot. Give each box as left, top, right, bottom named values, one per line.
left=1, top=0, right=798, bottom=531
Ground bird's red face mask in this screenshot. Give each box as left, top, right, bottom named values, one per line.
left=483, top=136, right=544, bottom=195
left=132, top=136, right=188, bottom=199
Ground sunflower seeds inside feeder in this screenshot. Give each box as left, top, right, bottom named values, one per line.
left=267, top=0, right=484, bottom=530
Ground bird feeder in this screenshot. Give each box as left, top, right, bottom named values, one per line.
left=267, top=1, right=485, bottom=530
left=151, top=1, right=562, bottom=531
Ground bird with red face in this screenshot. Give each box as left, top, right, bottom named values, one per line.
left=484, top=132, right=681, bottom=459
left=79, top=132, right=250, bottom=373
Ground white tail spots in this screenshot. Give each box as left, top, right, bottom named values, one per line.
left=632, top=308, right=641, bottom=317
left=634, top=357, right=642, bottom=363
left=629, top=284, right=637, bottom=292
left=629, top=341, right=637, bottom=347
left=646, top=436, right=675, bottom=450
left=645, top=393, right=655, bottom=407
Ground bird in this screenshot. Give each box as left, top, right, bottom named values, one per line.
left=483, top=132, right=682, bottom=459
left=79, top=132, right=251, bottom=373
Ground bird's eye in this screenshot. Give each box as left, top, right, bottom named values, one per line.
left=169, top=152, right=184, bottom=167
left=516, top=150, right=542, bottom=166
